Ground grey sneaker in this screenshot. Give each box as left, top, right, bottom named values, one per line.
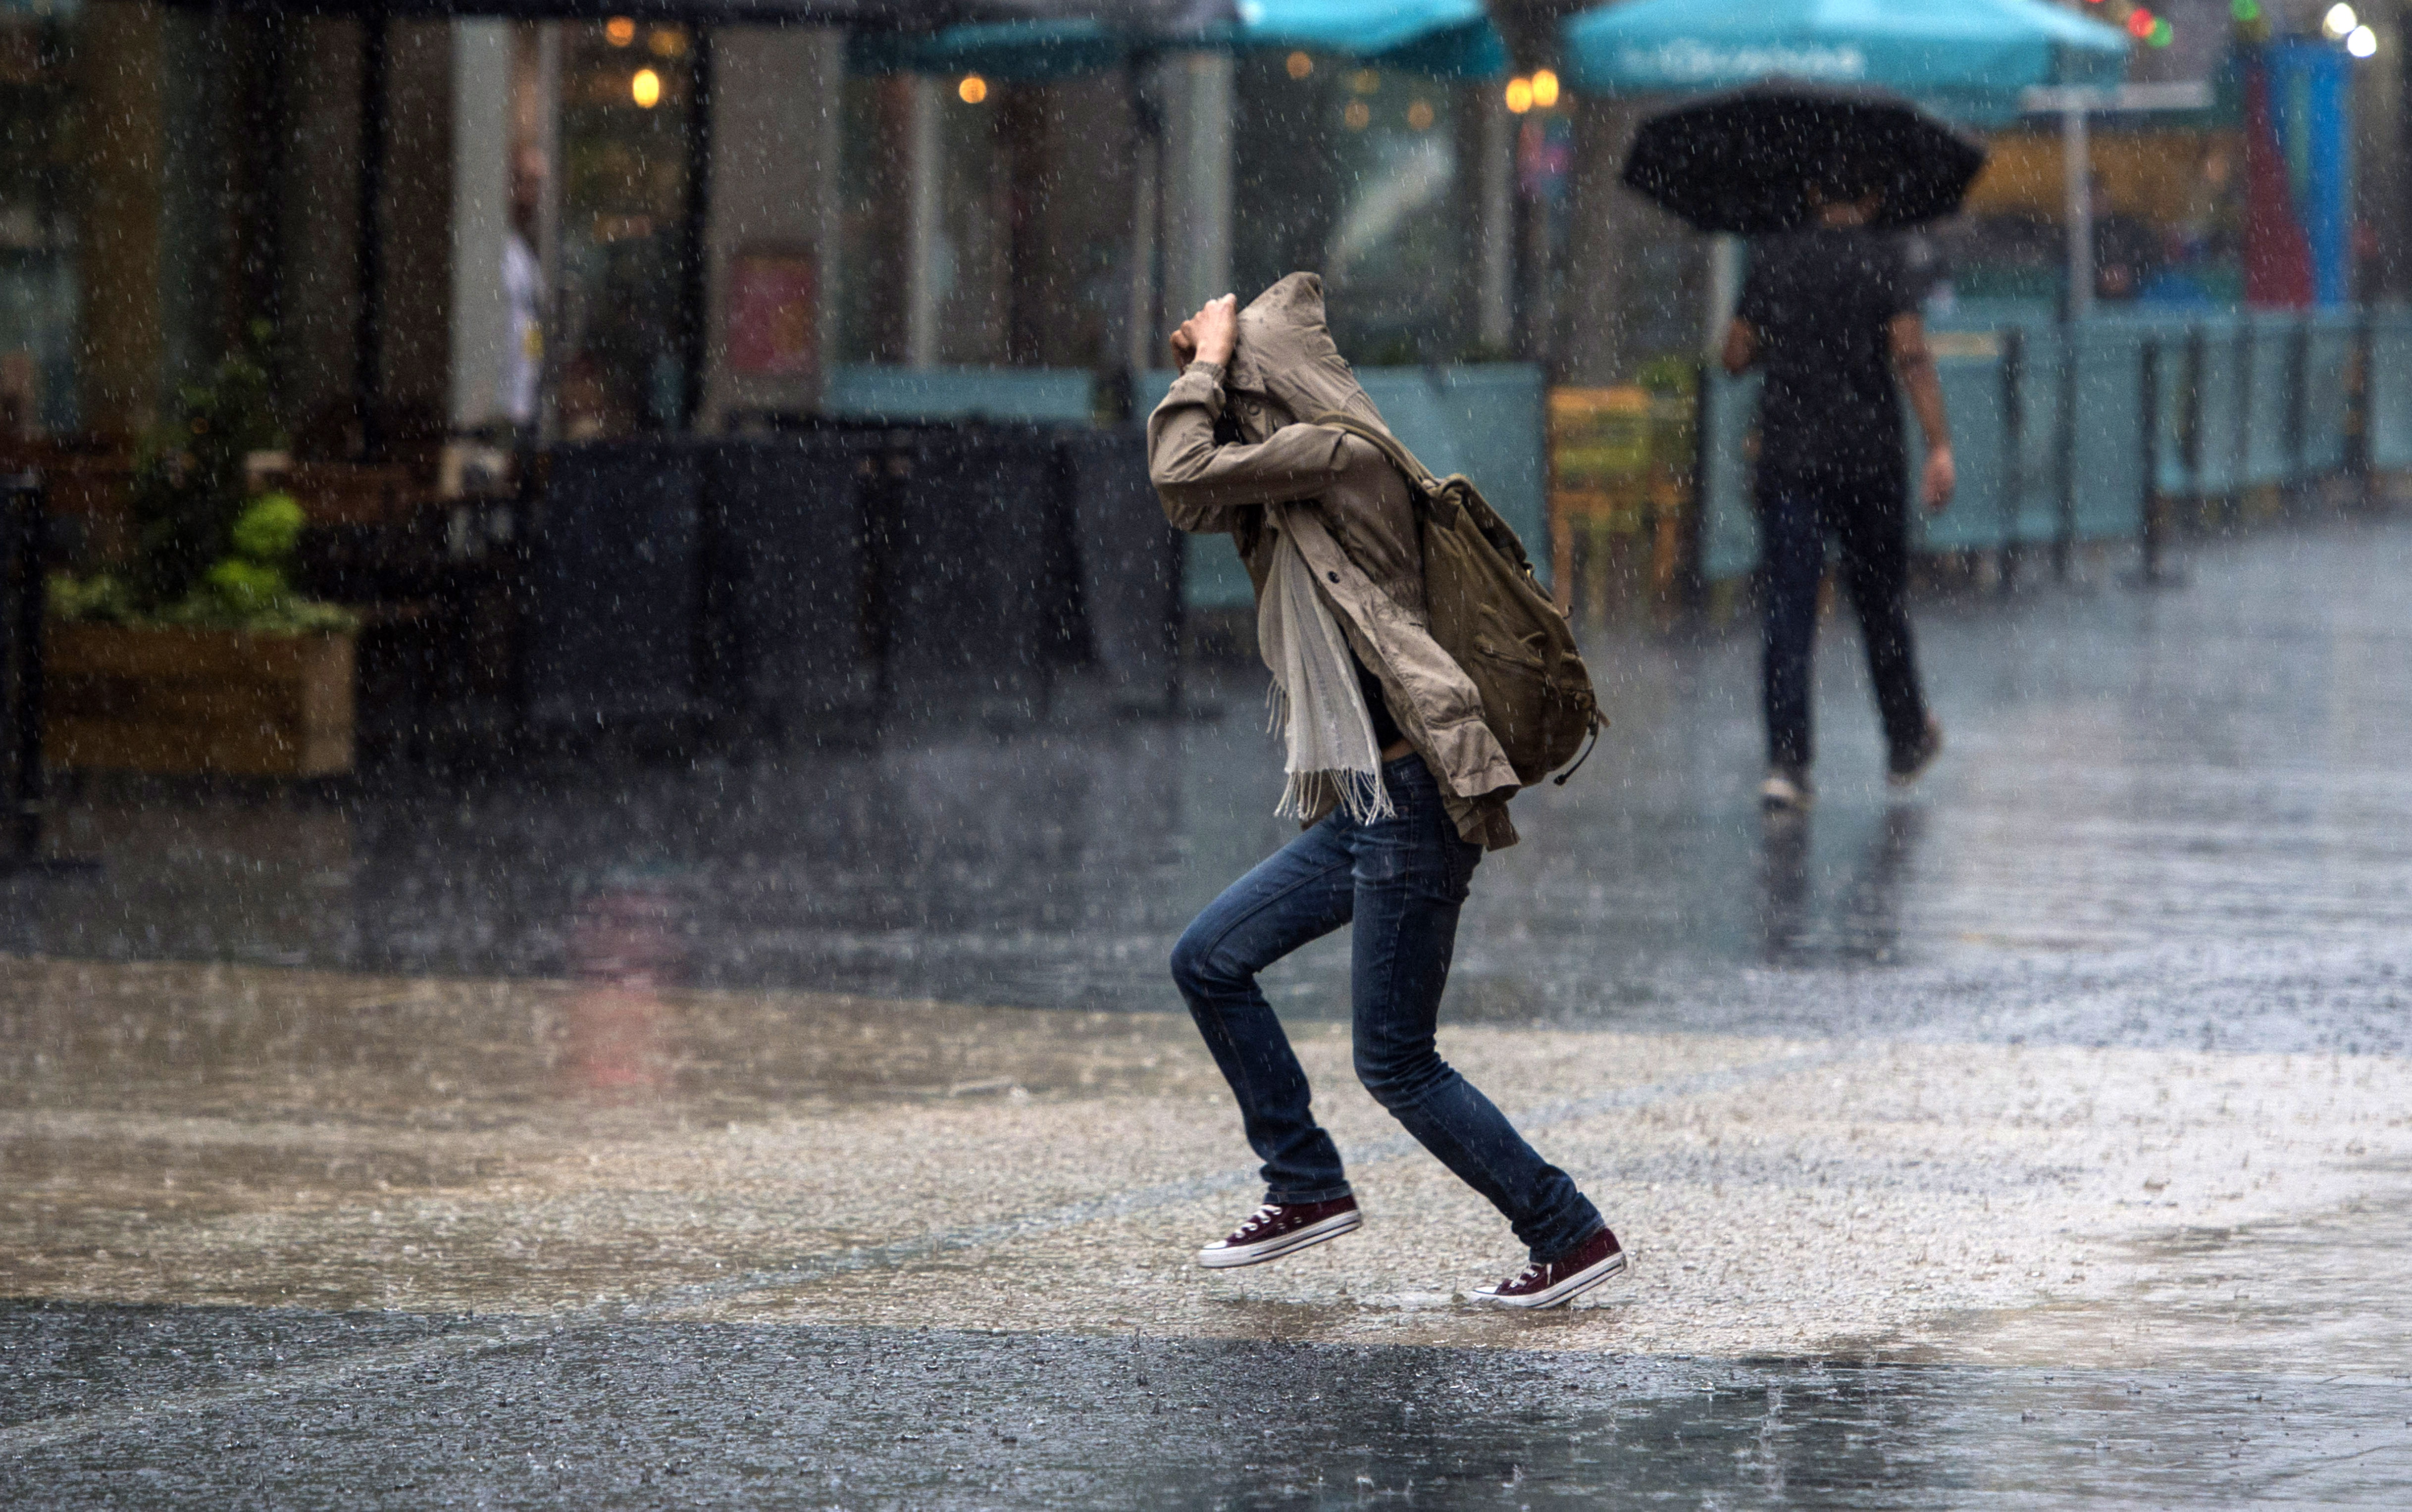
left=1760, top=765, right=1814, bottom=812
left=1888, top=718, right=1945, bottom=789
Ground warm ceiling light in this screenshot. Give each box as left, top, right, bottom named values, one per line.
left=958, top=73, right=988, bottom=103
left=1343, top=100, right=1371, bottom=130
left=1285, top=50, right=1312, bottom=80
left=604, top=16, right=635, bottom=46
left=648, top=29, right=685, bottom=57
left=1530, top=68, right=1560, bottom=108
left=1406, top=98, right=1434, bottom=130
left=2322, top=3, right=2357, bottom=38
left=1505, top=76, right=1534, bottom=113
left=631, top=67, right=661, bottom=107
left=2348, top=22, right=2378, bottom=55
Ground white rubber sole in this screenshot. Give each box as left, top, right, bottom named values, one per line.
left=1197, top=1209, right=1362, bottom=1269
left=1474, top=1246, right=1632, bottom=1310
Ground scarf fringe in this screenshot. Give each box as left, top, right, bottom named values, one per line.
left=1275, top=767, right=1395, bottom=824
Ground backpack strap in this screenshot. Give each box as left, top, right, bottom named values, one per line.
left=1308, top=411, right=1437, bottom=490
left=1307, top=410, right=1459, bottom=525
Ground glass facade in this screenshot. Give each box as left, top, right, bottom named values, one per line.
left=0, top=4, right=78, bottom=438
left=555, top=20, right=702, bottom=438
left=1233, top=53, right=1471, bottom=363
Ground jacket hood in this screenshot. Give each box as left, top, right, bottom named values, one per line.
left=1223, top=273, right=1392, bottom=446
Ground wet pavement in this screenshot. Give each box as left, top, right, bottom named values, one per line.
left=5, top=519, right=2412, bottom=1505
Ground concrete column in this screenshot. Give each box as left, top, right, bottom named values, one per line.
left=1123, top=62, right=1162, bottom=374
left=904, top=74, right=943, bottom=370
left=1473, top=85, right=1515, bottom=355
left=1559, top=95, right=1638, bottom=384
left=382, top=20, right=456, bottom=434
left=449, top=19, right=512, bottom=428
left=75, top=0, right=167, bottom=440
left=1160, top=50, right=1233, bottom=323
left=699, top=25, right=842, bottom=423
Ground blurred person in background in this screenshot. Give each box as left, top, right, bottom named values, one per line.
left=1724, top=175, right=1954, bottom=813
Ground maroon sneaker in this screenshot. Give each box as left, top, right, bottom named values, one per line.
left=1472, top=1226, right=1629, bottom=1309
left=1197, top=1196, right=1362, bottom=1269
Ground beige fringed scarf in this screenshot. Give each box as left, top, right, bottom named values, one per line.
left=1257, top=506, right=1393, bottom=824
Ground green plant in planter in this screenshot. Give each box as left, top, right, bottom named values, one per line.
left=52, top=328, right=357, bottom=635
left=130, top=332, right=282, bottom=607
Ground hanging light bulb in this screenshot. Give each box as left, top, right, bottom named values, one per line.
left=2322, top=4, right=2357, bottom=39
left=1530, top=69, right=1560, bottom=108
left=958, top=73, right=988, bottom=103
left=2347, top=23, right=2378, bottom=55
left=1505, top=76, right=1534, bottom=114
left=630, top=67, right=661, bottom=108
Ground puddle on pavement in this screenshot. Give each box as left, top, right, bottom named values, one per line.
left=4, top=1304, right=2406, bottom=1508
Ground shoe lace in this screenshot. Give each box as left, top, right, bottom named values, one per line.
left=1235, top=1203, right=1281, bottom=1237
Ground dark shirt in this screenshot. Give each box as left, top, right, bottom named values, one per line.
left=1354, top=651, right=1403, bottom=748
left=1737, top=227, right=1920, bottom=483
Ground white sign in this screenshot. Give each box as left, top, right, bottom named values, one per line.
left=1614, top=40, right=1871, bottom=85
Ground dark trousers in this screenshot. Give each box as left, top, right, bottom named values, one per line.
left=1759, top=473, right=1930, bottom=772
left=1170, top=755, right=1604, bottom=1263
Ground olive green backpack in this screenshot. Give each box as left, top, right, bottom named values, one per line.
left=1312, top=412, right=1603, bottom=787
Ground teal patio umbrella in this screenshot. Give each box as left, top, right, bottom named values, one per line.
left=855, top=0, right=1506, bottom=78
left=1564, top=0, right=2128, bottom=124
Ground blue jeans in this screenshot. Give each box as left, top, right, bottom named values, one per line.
left=1171, top=754, right=1604, bottom=1262
left=1758, top=473, right=1930, bottom=772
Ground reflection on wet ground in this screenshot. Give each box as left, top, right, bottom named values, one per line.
left=10, top=524, right=2412, bottom=1061
left=6, top=521, right=2412, bottom=1504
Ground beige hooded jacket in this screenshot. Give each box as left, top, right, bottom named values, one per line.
left=1146, top=273, right=1522, bottom=850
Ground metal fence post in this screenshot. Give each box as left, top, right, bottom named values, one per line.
left=3, top=473, right=49, bottom=865
left=2351, top=312, right=2375, bottom=512
left=2285, top=318, right=2309, bottom=506
left=2054, top=326, right=2078, bottom=580
left=2182, top=324, right=2207, bottom=530
left=2228, top=322, right=2253, bottom=527
left=1999, top=326, right=2025, bottom=593
left=2138, top=335, right=2164, bottom=586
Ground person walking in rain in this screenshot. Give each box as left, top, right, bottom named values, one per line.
left=1724, top=171, right=1955, bottom=812
left=1147, top=275, right=1626, bottom=1309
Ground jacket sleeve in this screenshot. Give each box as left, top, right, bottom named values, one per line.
left=1146, top=361, right=1366, bottom=533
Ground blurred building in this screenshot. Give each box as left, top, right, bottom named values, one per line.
left=0, top=0, right=2404, bottom=458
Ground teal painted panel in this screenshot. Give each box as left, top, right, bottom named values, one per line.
left=2241, top=319, right=2297, bottom=487
left=1186, top=534, right=1259, bottom=611
left=824, top=365, right=1097, bottom=423
left=2370, top=310, right=2412, bottom=471
left=1915, top=345, right=2005, bottom=552
left=2068, top=323, right=2145, bottom=541
left=2191, top=318, right=2248, bottom=497
left=2302, top=313, right=2358, bottom=476
left=2010, top=327, right=2064, bottom=545
left=2151, top=335, right=2191, bottom=498
left=1359, top=365, right=1549, bottom=584
left=1699, top=370, right=1760, bottom=581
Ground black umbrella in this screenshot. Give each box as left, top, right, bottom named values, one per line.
left=1621, top=81, right=1988, bottom=236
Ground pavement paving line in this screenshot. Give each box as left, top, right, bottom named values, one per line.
left=0, top=1044, right=1843, bottom=1455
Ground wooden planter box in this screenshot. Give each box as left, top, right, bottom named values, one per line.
left=44, top=624, right=357, bottom=776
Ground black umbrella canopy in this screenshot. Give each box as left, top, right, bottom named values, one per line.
left=1621, top=81, right=1988, bottom=237
left=171, top=0, right=1232, bottom=28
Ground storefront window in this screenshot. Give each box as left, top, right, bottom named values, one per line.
left=0, top=6, right=79, bottom=437
left=556, top=19, right=700, bottom=437
left=1233, top=54, right=1467, bottom=362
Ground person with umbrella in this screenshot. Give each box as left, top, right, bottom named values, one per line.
left=1626, top=84, right=1977, bottom=811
